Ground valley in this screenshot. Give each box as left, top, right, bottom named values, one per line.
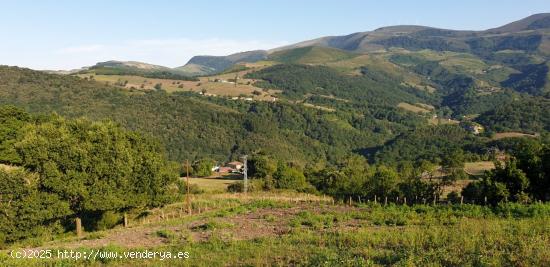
left=1, top=10, right=550, bottom=266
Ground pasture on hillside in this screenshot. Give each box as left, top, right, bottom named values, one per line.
left=77, top=73, right=280, bottom=101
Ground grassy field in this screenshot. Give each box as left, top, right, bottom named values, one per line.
left=188, top=176, right=242, bottom=193
left=397, top=102, right=433, bottom=113
left=2, top=191, right=549, bottom=266
left=302, top=103, right=336, bottom=112
left=428, top=117, right=460, bottom=125
left=77, top=73, right=280, bottom=101
left=492, top=132, right=539, bottom=140
left=464, top=161, right=496, bottom=176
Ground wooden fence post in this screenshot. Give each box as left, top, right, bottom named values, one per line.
left=384, top=196, right=388, bottom=206
left=123, top=213, right=128, bottom=227
left=75, top=217, right=83, bottom=238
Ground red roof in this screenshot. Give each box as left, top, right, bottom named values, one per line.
left=218, top=167, right=233, bottom=173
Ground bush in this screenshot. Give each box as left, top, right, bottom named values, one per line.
left=289, top=211, right=335, bottom=230
left=177, top=179, right=205, bottom=194
left=227, top=181, right=256, bottom=193
left=156, top=229, right=175, bottom=239
left=447, top=191, right=461, bottom=204
left=95, top=211, right=121, bottom=230
left=274, top=164, right=309, bottom=190
left=192, top=159, right=214, bottom=177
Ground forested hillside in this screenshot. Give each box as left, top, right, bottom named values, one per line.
left=0, top=66, right=421, bottom=164
left=245, top=64, right=431, bottom=103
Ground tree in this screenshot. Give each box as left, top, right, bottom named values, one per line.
left=273, top=163, right=308, bottom=190
left=441, top=149, right=466, bottom=185
left=462, top=159, right=529, bottom=204
left=192, top=158, right=213, bottom=177
left=441, top=149, right=464, bottom=171
left=493, top=160, right=530, bottom=201
left=0, top=169, right=71, bottom=244
left=0, top=106, right=31, bottom=164
left=15, top=117, right=177, bottom=230
left=540, top=146, right=550, bottom=200
left=417, top=160, right=437, bottom=180
left=510, top=140, right=549, bottom=201
left=369, top=165, right=400, bottom=198
left=249, top=156, right=277, bottom=179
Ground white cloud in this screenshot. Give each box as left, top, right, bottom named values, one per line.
left=57, top=44, right=105, bottom=54
left=47, top=38, right=289, bottom=70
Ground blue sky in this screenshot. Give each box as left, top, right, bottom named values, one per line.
left=1, top=0, right=548, bottom=70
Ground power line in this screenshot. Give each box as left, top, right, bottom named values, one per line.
left=241, top=155, right=248, bottom=193
left=184, top=160, right=192, bottom=214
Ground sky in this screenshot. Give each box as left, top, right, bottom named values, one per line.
left=0, top=0, right=548, bottom=70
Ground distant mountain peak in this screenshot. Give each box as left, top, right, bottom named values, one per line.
left=485, top=13, right=550, bottom=33
left=373, top=25, right=433, bottom=33
left=93, top=60, right=169, bottom=70
left=176, top=50, right=268, bottom=76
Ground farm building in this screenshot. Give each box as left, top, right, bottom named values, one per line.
left=217, top=167, right=234, bottom=173
left=460, top=122, right=484, bottom=135
left=227, top=161, right=243, bottom=170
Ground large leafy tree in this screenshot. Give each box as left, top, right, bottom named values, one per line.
left=0, top=169, right=71, bottom=244
left=15, top=116, right=177, bottom=226
left=192, top=158, right=214, bottom=177
left=273, top=163, right=308, bottom=190
left=0, top=106, right=32, bottom=164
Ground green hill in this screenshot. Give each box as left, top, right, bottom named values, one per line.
left=269, top=46, right=356, bottom=64
left=85, top=60, right=197, bottom=81
left=0, top=66, right=421, bottom=164
left=175, top=50, right=268, bottom=76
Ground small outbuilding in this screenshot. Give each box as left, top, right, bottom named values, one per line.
left=227, top=161, right=243, bottom=170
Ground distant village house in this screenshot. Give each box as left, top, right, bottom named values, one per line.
left=212, top=161, right=244, bottom=174
left=227, top=161, right=243, bottom=170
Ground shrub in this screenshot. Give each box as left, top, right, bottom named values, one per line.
left=227, top=181, right=256, bottom=193
left=95, top=211, right=121, bottom=230
left=447, top=191, right=461, bottom=204
left=156, top=229, right=175, bottom=239
left=274, top=164, right=309, bottom=190
left=177, top=179, right=205, bottom=194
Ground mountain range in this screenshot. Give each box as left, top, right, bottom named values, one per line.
left=72, top=13, right=550, bottom=77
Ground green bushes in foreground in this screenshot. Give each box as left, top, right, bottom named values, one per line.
left=0, top=106, right=178, bottom=246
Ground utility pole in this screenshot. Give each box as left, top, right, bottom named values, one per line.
left=185, top=160, right=192, bottom=214
left=241, top=155, right=248, bottom=193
